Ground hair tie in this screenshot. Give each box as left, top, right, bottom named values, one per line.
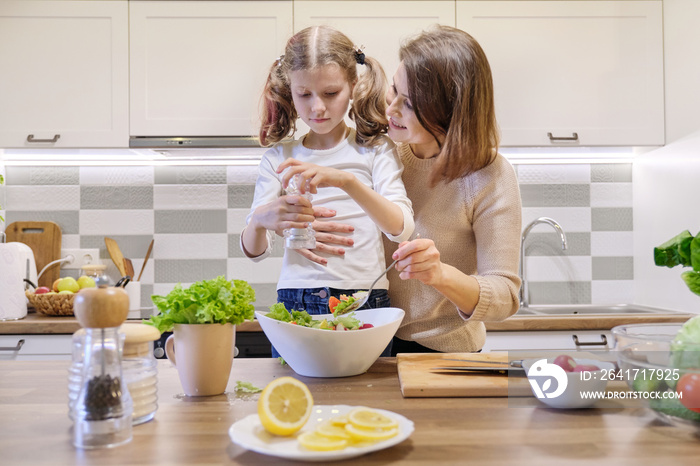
left=275, top=55, right=284, bottom=67
left=354, top=47, right=366, bottom=66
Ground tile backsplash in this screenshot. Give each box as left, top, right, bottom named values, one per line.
left=0, top=162, right=633, bottom=312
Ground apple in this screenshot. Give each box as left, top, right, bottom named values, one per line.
left=77, top=275, right=96, bottom=289
left=57, top=277, right=80, bottom=293
left=58, top=290, right=74, bottom=295
left=573, top=364, right=601, bottom=372
left=52, top=278, right=62, bottom=292
left=34, top=286, right=51, bottom=294
left=45, top=291, right=57, bottom=295
left=553, top=354, right=577, bottom=372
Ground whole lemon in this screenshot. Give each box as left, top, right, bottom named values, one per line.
left=77, top=275, right=96, bottom=289
left=57, top=277, right=80, bottom=293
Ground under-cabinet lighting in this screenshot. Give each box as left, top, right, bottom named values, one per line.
left=1, top=146, right=647, bottom=166
left=501, top=146, right=639, bottom=164
left=0, top=148, right=264, bottom=166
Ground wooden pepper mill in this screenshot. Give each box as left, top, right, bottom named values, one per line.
left=71, top=287, right=133, bottom=449
left=73, top=287, right=130, bottom=329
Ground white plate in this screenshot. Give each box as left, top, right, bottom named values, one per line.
left=228, top=404, right=414, bottom=462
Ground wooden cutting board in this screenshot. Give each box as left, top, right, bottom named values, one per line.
left=396, top=352, right=532, bottom=398
left=6, top=221, right=62, bottom=288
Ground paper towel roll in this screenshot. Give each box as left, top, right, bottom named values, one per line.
left=0, top=244, right=29, bottom=320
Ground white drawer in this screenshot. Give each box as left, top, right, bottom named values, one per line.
left=483, top=330, right=612, bottom=352
left=0, top=334, right=72, bottom=360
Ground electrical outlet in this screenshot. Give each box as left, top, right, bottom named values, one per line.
left=60, top=248, right=101, bottom=271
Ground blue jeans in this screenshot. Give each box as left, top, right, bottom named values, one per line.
left=271, top=287, right=392, bottom=359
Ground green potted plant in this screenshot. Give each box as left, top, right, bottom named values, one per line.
left=147, top=275, right=256, bottom=396
left=654, top=230, right=700, bottom=296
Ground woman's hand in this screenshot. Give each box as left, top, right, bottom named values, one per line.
left=392, top=238, right=444, bottom=286
left=294, top=206, right=355, bottom=266
left=278, top=159, right=353, bottom=194
left=251, top=195, right=315, bottom=236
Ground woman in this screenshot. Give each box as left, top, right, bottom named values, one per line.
left=299, top=25, right=522, bottom=354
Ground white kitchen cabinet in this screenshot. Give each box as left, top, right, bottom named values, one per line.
left=0, top=1, right=129, bottom=148
left=294, top=1, right=455, bottom=82
left=129, top=1, right=293, bottom=138
left=457, top=1, right=664, bottom=147
left=482, top=330, right=612, bottom=352
left=0, top=334, right=72, bottom=361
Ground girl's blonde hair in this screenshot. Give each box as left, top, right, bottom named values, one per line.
left=400, top=25, right=499, bottom=186
left=259, top=26, right=388, bottom=147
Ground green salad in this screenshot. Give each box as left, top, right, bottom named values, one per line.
left=265, top=303, right=374, bottom=331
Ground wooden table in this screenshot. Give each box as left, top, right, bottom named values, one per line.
left=1, top=359, right=699, bottom=465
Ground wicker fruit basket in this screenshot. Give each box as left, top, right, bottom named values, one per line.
left=25, top=290, right=76, bottom=316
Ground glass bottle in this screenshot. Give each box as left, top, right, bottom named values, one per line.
left=283, top=174, right=316, bottom=249
left=72, top=287, right=132, bottom=449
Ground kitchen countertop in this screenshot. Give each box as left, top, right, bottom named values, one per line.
left=1, top=310, right=694, bottom=335
left=1, top=358, right=699, bottom=464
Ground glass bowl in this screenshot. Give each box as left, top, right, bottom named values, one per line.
left=611, top=323, right=700, bottom=432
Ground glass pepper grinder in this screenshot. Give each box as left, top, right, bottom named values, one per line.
left=72, top=287, right=133, bottom=449
left=283, top=173, right=316, bottom=249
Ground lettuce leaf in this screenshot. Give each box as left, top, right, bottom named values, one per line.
left=336, top=313, right=361, bottom=330
left=267, top=302, right=292, bottom=322
left=671, top=315, right=700, bottom=370
left=234, top=381, right=262, bottom=393
left=147, top=276, right=255, bottom=333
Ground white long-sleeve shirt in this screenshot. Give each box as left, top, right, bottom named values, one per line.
left=243, top=130, right=414, bottom=290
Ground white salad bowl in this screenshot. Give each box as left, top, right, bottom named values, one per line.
left=255, top=307, right=404, bottom=378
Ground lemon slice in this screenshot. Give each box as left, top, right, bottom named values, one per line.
left=298, top=431, right=348, bottom=451
left=315, top=420, right=352, bottom=440
left=345, top=423, right=399, bottom=441
left=257, top=377, right=313, bottom=436
left=348, top=408, right=398, bottom=430
left=330, top=415, right=349, bottom=426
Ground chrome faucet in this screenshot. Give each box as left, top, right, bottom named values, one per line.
left=519, top=217, right=568, bottom=308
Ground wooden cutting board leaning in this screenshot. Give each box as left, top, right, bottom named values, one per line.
left=6, top=221, right=62, bottom=288
left=396, top=352, right=532, bottom=398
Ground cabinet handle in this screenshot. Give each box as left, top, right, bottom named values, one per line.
left=547, top=132, right=578, bottom=141
left=0, top=339, right=25, bottom=352
left=572, top=334, right=608, bottom=347
left=27, top=134, right=60, bottom=143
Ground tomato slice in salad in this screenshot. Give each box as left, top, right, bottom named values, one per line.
left=328, top=296, right=341, bottom=313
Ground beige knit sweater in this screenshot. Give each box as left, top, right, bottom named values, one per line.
left=383, top=144, right=522, bottom=352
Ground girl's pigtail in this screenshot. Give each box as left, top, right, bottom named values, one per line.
left=259, top=61, right=296, bottom=147
left=349, top=55, right=389, bottom=147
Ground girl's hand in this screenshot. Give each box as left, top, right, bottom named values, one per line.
left=392, top=238, right=444, bottom=286
left=293, top=206, right=355, bottom=266
left=277, top=159, right=353, bottom=194
left=252, top=195, right=314, bottom=236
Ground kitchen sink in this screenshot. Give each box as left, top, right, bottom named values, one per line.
left=516, top=304, right=685, bottom=316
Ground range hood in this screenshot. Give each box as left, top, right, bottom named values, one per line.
left=129, top=136, right=261, bottom=149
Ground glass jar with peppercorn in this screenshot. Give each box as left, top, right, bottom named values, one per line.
left=71, top=287, right=133, bottom=449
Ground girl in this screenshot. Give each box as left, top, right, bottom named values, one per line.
left=300, top=25, right=522, bottom=354
left=241, top=26, right=414, bottom=325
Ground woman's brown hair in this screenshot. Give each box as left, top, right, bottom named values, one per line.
left=259, top=26, right=388, bottom=147
left=400, top=25, right=499, bottom=186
